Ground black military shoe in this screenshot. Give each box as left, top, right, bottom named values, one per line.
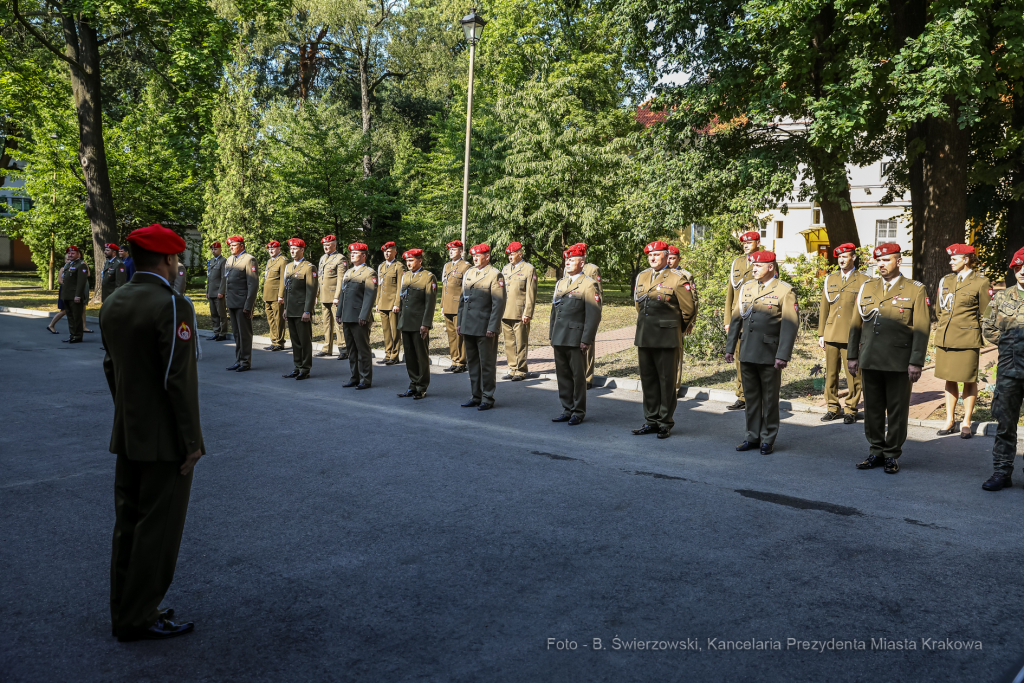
left=397, top=390, right=416, bottom=397
left=453, top=365, right=468, bottom=373
left=226, top=363, right=241, bottom=371
left=461, top=400, right=481, bottom=407
left=727, top=400, right=745, bottom=411
left=117, top=617, right=194, bottom=642
left=568, top=415, right=583, bottom=426
left=982, top=472, right=1012, bottom=491
left=760, top=443, right=774, bottom=454
left=843, top=412, right=857, bottom=424
left=856, top=454, right=883, bottom=469
left=552, top=414, right=571, bottom=422
left=214, top=335, right=228, bottom=341
left=337, top=353, right=348, bottom=360
left=656, top=427, right=671, bottom=439
left=412, top=392, right=427, bottom=400
left=295, top=373, right=310, bottom=381
left=282, top=370, right=300, bottom=378
left=502, top=373, right=513, bottom=380
left=235, top=365, right=250, bottom=373
left=355, top=384, right=370, bottom=390
left=342, top=381, right=359, bottom=388
left=632, top=424, right=658, bottom=435
left=587, top=382, right=594, bottom=390
left=510, top=375, right=524, bottom=382
left=736, top=441, right=760, bottom=451
left=819, top=411, right=842, bottom=422
left=207, top=335, right=220, bottom=341
left=477, top=403, right=493, bottom=411
left=883, top=458, right=900, bottom=474
left=444, top=365, right=456, bottom=372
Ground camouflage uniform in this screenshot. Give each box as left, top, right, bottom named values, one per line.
left=982, top=286, right=1024, bottom=477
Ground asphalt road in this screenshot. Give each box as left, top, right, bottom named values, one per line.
left=2, top=310, right=1023, bottom=683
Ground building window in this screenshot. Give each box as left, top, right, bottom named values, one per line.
left=880, top=161, right=893, bottom=179
left=775, top=221, right=783, bottom=238
left=876, top=219, right=898, bottom=242
left=7, top=197, right=32, bottom=212
left=759, top=221, right=767, bottom=239
left=812, top=204, right=823, bottom=226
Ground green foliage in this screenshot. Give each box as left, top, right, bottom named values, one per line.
left=676, top=223, right=742, bottom=360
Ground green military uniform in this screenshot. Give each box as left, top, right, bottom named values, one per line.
left=633, top=267, right=696, bottom=432
left=376, top=258, right=405, bottom=363
left=317, top=250, right=347, bottom=356
left=500, top=260, right=538, bottom=379
left=582, top=261, right=602, bottom=385
left=726, top=277, right=799, bottom=447
left=458, top=264, right=506, bottom=406
left=61, top=256, right=89, bottom=342
left=817, top=268, right=872, bottom=416
left=100, top=272, right=204, bottom=637
left=934, top=270, right=992, bottom=382
left=280, top=258, right=318, bottom=375
left=206, top=253, right=227, bottom=337
left=982, top=285, right=1024, bottom=482
left=725, top=253, right=756, bottom=402
left=263, top=252, right=288, bottom=348
left=397, top=268, right=438, bottom=396
left=549, top=274, right=602, bottom=420
left=338, top=264, right=377, bottom=386
left=101, top=256, right=128, bottom=301
left=672, top=266, right=696, bottom=392
left=848, top=275, right=929, bottom=465
left=173, top=264, right=187, bottom=295
left=224, top=249, right=259, bottom=368
left=442, top=258, right=471, bottom=370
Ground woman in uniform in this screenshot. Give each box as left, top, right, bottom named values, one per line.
left=934, top=243, right=992, bottom=438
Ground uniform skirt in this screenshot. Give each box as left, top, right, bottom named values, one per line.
left=935, top=346, right=980, bottom=383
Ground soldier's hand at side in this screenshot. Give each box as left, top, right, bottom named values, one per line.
left=724, top=352, right=734, bottom=363
left=486, top=330, right=495, bottom=338
left=818, top=336, right=825, bottom=350
left=278, top=297, right=284, bottom=304
left=848, top=360, right=859, bottom=375
left=580, top=342, right=590, bottom=351
left=359, top=318, right=367, bottom=326
left=456, top=325, right=461, bottom=335
left=522, top=315, right=531, bottom=324
left=392, top=306, right=400, bottom=313
left=74, top=296, right=81, bottom=303
left=724, top=324, right=730, bottom=333
left=180, top=449, right=202, bottom=476
left=245, top=309, right=253, bottom=319
left=420, top=325, right=429, bottom=340
left=336, top=316, right=342, bottom=325
left=908, top=364, right=922, bottom=383
left=218, top=293, right=223, bottom=299
left=333, top=298, right=338, bottom=305
left=301, top=312, right=310, bottom=322
left=774, top=358, right=788, bottom=370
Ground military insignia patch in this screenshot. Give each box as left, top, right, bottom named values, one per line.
left=989, top=288, right=995, bottom=297
left=595, top=276, right=601, bottom=282
left=177, top=322, right=192, bottom=341
left=431, top=282, right=437, bottom=290
left=683, top=283, right=692, bottom=290
left=372, top=277, right=378, bottom=284
left=595, top=295, right=600, bottom=302
left=794, top=303, right=799, bottom=312
left=251, top=266, right=257, bottom=272
left=498, top=280, right=504, bottom=287
left=926, top=297, right=931, bottom=306
left=312, top=272, right=317, bottom=277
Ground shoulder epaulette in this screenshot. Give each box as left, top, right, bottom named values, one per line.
left=913, top=280, right=924, bottom=287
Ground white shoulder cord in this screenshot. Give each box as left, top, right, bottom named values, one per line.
left=738, top=280, right=757, bottom=319
left=823, top=273, right=841, bottom=304
left=856, top=282, right=878, bottom=321
left=729, top=255, right=746, bottom=289
left=938, top=275, right=955, bottom=312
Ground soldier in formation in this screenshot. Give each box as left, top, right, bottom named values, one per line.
left=724, top=231, right=762, bottom=411
left=60, top=245, right=89, bottom=343
left=205, top=241, right=228, bottom=342
left=668, top=244, right=695, bottom=396
left=396, top=249, right=437, bottom=399
left=279, top=238, right=317, bottom=380
left=262, top=240, right=288, bottom=351
left=316, top=235, right=347, bottom=359
left=578, top=243, right=602, bottom=389
left=549, top=243, right=602, bottom=424
left=442, top=240, right=470, bottom=373
left=224, top=236, right=259, bottom=372
left=376, top=241, right=404, bottom=365
left=458, top=244, right=506, bottom=410
left=500, top=241, right=538, bottom=381
left=337, top=243, right=377, bottom=389
left=101, top=243, right=128, bottom=301
left=173, top=260, right=188, bottom=295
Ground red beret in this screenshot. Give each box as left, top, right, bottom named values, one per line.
left=104, top=243, right=119, bottom=251
left=380, top=241, right=396, bottom=251
left=505, top=241, right=523, bottom=254
left=469, top=243, right=490, bottom=255
left=322, top=235, right=337, bottom=244
left=446, top=240, right=463, bottom=249
left=946, top=243, right=974, bottom=256
left=574, top=242, right=588, bottom=253
left=210, top=242, right=221, bottom=249
left=740, top=231, right=761, bottom=243
left=667, top=245, right=680, bottom=255
left=749, top=250, right=776, bottom=263
left=287, top=238, right=305, bottom=248
left=349, top=242, right=368, bottom=252
left=126, top=224, right=187, bottom=254
left=266, top=240, right=280, bottom=248
left=565, top=244, right=586, bottom=258
left=1011, top=247, right=1024, bottom=270
left=227, top=235, right=244, bottom=244
left=873, top=243, right=901, bottom=259
left=66, top=245, right=80, bottom=254
left=403, top=248, right=424, bottom=259
left=833, top=243, right=856, bottom=257
left=644, top=241, right=669, bottom=254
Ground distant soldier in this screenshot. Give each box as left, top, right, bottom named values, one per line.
left=667, top=245, right=694, bottom=282
left=847, top=243, right=928, bottom=474
left=631, top=241, right=697, bottom=438
left=223, top=236, right=259, bottom=372
left=60, top=245, right=89, bottom=343
left=980, top=246, right=1024, bottom=491
left=172, top=260, right=187, bottom=295
left=278, top=238, right=317, bottom=380
left=817, top=243, right=871, bottom=424
left=725, top=251, right=799, bottom=454
left=315, top=235, right=347, bottom=358
left=576, top=243, right=602, bottom=389
left=934, top=243, right=992, bottom=438
left=101, top=243, right=128, bottom=301
left=337, top=242, right=377, bottom=389
left=396, top=249, right=437, bottom=399
left=376, top=241, right=404, bottom=365
left=724, top=231, right=762, bottom=410
left=668, top=244, right=695, bottom=396
left=117, top=245, right=135, bottom=280
left=549, top=243, right=602, bottom=424
left=458, top=244, right=507, bottom=410
left=262, top=240, right=288, bottom=351
left=442, top=240, right=471, bottom=373
left=500, top=241, right=538, bottom=381
left=204, top=242, right=228, bottom=342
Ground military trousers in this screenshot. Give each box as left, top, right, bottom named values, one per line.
left=228, top=307, right=253, bottom=367
left=320, top=302, right=339, bottom=355
left=265, top=300, right=285, bottom=346
left=740, top=362, right=783, bottom=445
left=638, top=346, right=681, bottom=429
left=465, top=334, right=499, bottom=404
left=733, top=336, right=745, bottom=401
left=379, top=310, right=401, bottom=361
left=63, top=299, right=85, bottom=341
left=208, top=297, right=227, bottom=336
left=343, top=321, right=373, bottom=386
left=501, top=318, right=530, bottom=377
left=675, top=330, right=685, bottom=392
left=444, top=314, right=465, bottom=366
left=553, top=345, right=587, bottom=418
left=861, top=369, right=913, bottom=460
left=991, top=374, right=1024, bottom=475
left=824, top=342, right=862, bottom=414
left=288, top=317, right=313, bottom=373
left=402, top=330, right=431, bottom=394
left=110, top=454, right=193, bottom=634
left=585, top=344, right=596, bottom=385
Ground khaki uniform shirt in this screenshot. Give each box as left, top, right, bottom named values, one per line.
left=318, top=251, right=347, bottom=304
left=633, top=267, right=697, bottom=348
left=934, top=270, right=992, bottom=349
left=338, top=264, right=377, bottom=323
left=582, top=262, right=602, bottom=298
left=983, top=286, right=1024, bottom=378
left=206, top=255, right=227, bottom=299
left=817, top=269, right=872, bottom=344
left=375, top=259, right=404, bottom=311
left=102, top=257, right=128, bottom=298
left=848, top=275, right=930, bottom=370
left=441, top=259, right=471, bottom=315
left=61, top=259, right=89, bottom=301
left=263, top=254, right=288, bottom=302
left=549, top=274, right=602, bottom=347
left=458, top=265, right=506, bottom=336
left=397, top=269, right=438, bottom=331
left=726, top=277, right=799, bottom=363
left=280, top=258, right=318, bottom=317
left=501, top=261, right=538, bottom=320
left=724, top=253, right=756, bottom=326
left=225, top=251, right=259, bottom=310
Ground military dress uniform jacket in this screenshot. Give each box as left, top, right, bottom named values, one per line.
left=848, top=276, right=929, bottom=370
left=375, top=260, right=404, bottom=310
left=397, top=269, right=438, bottom=331
left=458, top=266, right=506, bottom=336
left=279, top=259, right=318, bottom=316
left=983, top=287, right=1024, bottom=376
left=583, top=262, right=602, bottom=298
left=724, top=254, right=755, bottom=326
left=263, top=254, right=288, bottom=301
left=442, top=260, right=471, bottom=315
left=225, top=251, right=259, bottom=310
left=100, top=272, right=204, bottom=461
left=726, top=278, right=799, bottom=363
left=206, top=255, right=227, bottom=299
left=549, top=275, right=602, bottom=347
left=935, top=270, right=993, bottom=349
left=62, top=258, right=90, bottom=300
left=817, top=270, right=873, bottom=343
left=502, top=261, right=538, bottom=319
left=318, top=252, right=347, bottom=303
left=338, top=265, right=377, bottom=323
left=633, top=267, right=697, bottom=348
left=102, top=257, right=128, bottom=298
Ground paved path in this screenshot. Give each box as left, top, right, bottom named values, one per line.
left=907, top=346, right=998, bottom=420
left=497, top=325, right=636, bottom=374
left=3, top=311, right=1023, bottom=682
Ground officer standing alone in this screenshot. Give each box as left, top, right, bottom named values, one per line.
left=500, top=242, right=538, bottom=381
left=279, top=238, right=317, bottom=380
left=205, top=242, right=228, bottom=342
left=442, top=240, right=470, bottom=373
left=817, top=243, right=870, bottom=424
left=458, top=244, right=506, bottom=410
left=549, top=243, right=602, bottom=424
left=224, top=236, right=259, bottom=372
left=396, top=249, right=437, bottom=399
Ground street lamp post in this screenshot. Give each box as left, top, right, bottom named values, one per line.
left=459, top=8, right=486, bottom=246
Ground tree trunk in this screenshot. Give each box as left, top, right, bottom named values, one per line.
left=359, top=53, right=373, bottom=234
left=908, top=122, right=925, bottom=282
left=807, top=154, right=861, bottom=253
